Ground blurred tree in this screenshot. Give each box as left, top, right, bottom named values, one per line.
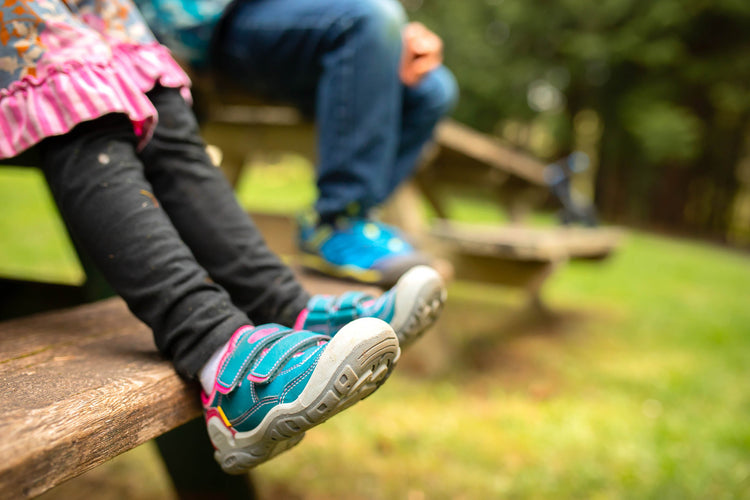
left=408, top=0, right=750, bottom=243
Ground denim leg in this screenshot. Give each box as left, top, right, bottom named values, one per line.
left=39, top=114, right=250, bottom=378
left=215, top=0, right=407, bottom=220
left=138, top=87, right=310, bottom=327
left=377, top=66, right=459, bottom=205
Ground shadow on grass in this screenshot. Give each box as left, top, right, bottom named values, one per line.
left=398, top=283, right=598, bottom=396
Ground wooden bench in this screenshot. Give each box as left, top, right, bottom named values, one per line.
left=429, top=220, right=622, bottom=307
left=190, top=72, right=316, bottom=187
left=413, top=122, right=622, bottom=305
left=0, top=297, right=197, bottom=498
left=0, top=159, right=382, bottom=498
left=0, top=268, right=380, bottom=499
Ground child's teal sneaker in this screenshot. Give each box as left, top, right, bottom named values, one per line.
left=202, top=318, right=399, bottom=474
left=296, top=265, right=446, bottom=349
left=298, top=215, right=432, bottom=287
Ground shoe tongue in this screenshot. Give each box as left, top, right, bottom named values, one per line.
left=246, top=326, right=281, bottom=344
left=303, top=291, right=374, bottom=333
left=247, top=331, right=329, bottom=384
left=214, top=325, right=289, bottom=394
left=360, top=290, right=392, bottom=316
left=335, top=291, right=372, bottom=311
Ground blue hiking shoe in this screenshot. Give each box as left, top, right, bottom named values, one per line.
left=297, top=265, right=446, bottom=349
left=202, top=319, right=399, bottom=474
left=298, top=215, right=432, bottom=287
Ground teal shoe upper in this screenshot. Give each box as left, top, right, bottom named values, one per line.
left=298, top=215, right=432, bottom=286
left=300, top=291, right=396, bottom=335
left=299, top=217, right=415, bottom=271
left=204, top=324, right=329, bottom=433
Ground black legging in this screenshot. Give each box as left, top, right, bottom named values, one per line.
left=39, top=86, right=310, bottom=378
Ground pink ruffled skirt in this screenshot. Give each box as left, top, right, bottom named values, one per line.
left=0, top=42, right=191, bottom=159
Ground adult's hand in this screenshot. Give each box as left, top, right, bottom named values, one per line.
left=399, top=22, right=443, bottom=87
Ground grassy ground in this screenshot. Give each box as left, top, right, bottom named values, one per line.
left=0, top=167, right=83, bottom=284
left=6, top=163, right=748, bottom=499
left=246, top=233, right=750, bottom=499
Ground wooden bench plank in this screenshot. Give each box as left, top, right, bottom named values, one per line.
left=0, top=270, right=380, bottom=498
left=430, top=220, right=623, bottom=261
left=428, top=220, right=622, bottom=306
left=0, top=298, right=198, bottom=499
left=434, top=120, right=548, bottom=186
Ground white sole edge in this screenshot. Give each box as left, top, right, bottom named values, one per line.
left=207, top=317, right=400, bottom=474
left=390, top=265, right=447, bottom=348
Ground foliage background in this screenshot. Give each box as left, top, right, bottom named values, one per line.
left=408, top=0, right=750, bottom=245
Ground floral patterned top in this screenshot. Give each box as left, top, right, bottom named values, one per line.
left=0, top=0, right=192, bottom=158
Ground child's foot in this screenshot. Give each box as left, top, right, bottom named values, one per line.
left=202, top=319, right=399, bottom=474
left=298, top=216, right=432, bottom=287
left=297, top=265, right=446, bottom=349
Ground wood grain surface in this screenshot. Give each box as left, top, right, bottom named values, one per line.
left=0, top=298, right=200, bottom=498
left=435, top=119, right=548, bottom=186
left=0, top=268, right=381, bottom=499
left=430, top=220, right=623, bottom=261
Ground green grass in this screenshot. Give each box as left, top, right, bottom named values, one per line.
left=235, top=155, right=318, bottom=214
left=245, top=230, right=750, bottom=499
left=0, top=167, right=84, bottom=285
left=14, top=163, right=750, bottom=499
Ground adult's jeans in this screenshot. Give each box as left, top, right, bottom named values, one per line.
left=215, top=0, right=458, bottom=221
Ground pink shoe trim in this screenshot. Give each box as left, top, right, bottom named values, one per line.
left=247, top=326, right=280, bottom=344
left=247, top=373, right=269, bottom=383
left=215, top=325, right=283, bottom=394
left=294, top=308, right=309, bottom=330
left=200, top=390, right=212, bottom=406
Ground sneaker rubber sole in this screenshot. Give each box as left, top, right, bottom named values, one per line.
left=300, top=251, right=434, bottom=288
left=389, top=265, right=447, bottom=348
left=299, top=252, right=384, bottom=284
left=207, top=317, right=400, bottom=474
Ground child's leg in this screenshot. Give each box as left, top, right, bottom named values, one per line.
left=38, top=109, right=405, bottom=474
left=137, top=87, right=310, bottom=326
left=39, top=114, right=250, bottom=378
left=136, top=88, right=446, bottom=351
